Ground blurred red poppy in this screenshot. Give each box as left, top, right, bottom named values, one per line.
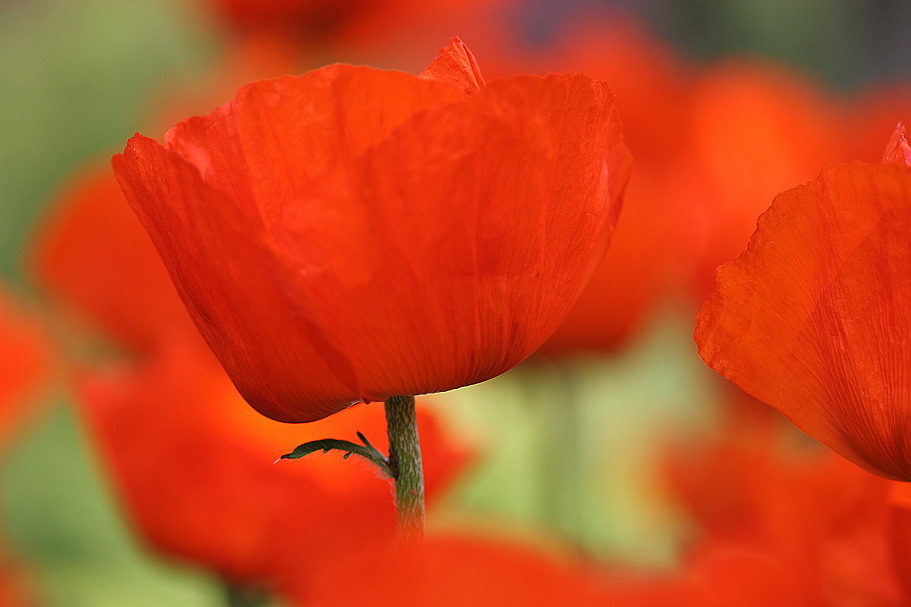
left=0, top=290, right=50, bottom=447
left=537, top=165, right=679, bottom=355
left=80, top=344, right=468, bottom=587
left=0, top=558, right=36, bottom=607
left=300, top=532, right=605, bottom=606
left=113, top=39, right=630, bottom=423
left=887, top=482, right=911, bottom=599
left=203, top=0, right=365, bottom=34
left=0, top=292, right=50, bottom=606
left=666, top=393, right=906, bottom=606
left=671, top=61, right=844, bottom=299
left=695, top=129, right=911, bottom=480
left=33, top=166, right=194, bottom=352
left=203, top=0, right=514, bottom=64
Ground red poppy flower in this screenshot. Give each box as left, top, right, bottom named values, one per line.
left=80, top=344, right=468, bottom=586
left=34, top=160, right=470, bottom=588
left=112, top=39, right=630, bottom=423
left=203, top=0, right=361, bottom=33
left=204, top=0, right=511, bottom=53
left=695, top=128, right=911, bottom=480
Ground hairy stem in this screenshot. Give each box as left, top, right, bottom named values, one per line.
left=384, top=395, right=425, bottom=542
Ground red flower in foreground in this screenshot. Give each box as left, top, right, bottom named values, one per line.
left=113, top=39, right=630, bottom=422
left=695, top=125, right=911, bottom=480
left=33, top=161, right=469, bottom=589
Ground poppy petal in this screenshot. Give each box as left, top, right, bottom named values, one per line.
left=696, top=161, right=911, bottom=480
left=273, top=73, right=629, bottom=406
left=113, top=135, right=359, bottom=421
left=183, top=66, right=465, bottom=227
left=419, top=36, right=485, bottom=95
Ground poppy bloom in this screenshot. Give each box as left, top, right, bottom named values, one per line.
left=670, top=61, right=843, bottom=299
left=80, top=344, right=468, bottom=587
left=113, top=39, right=630, bottom=423
left=203, top=0, right=365, bottom=34
left=32, top=163, right=469, bottom=587
left=695, top=125, right=911, bottom=481
left=667, top=391, right=907, bottom=606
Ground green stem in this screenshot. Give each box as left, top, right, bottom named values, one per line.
left=384, top=395, right=425, bottom=542
left=221, top=582, right=268, bottom=607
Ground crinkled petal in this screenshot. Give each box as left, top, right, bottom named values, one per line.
left=419, top=36, right=485, bottom=95
left=187, top=66, right=465, bottom=227
left=696, top=161, right=911, bottom=480
left=113, top=136, right=359, bottom=421
left=274, top=73, right=629, bottom=402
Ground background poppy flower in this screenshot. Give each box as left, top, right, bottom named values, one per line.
left=670, top=61, right=844, bottom=300
left=112, top=39, right=631, bottom=423
left=79, top=344, right=468, bottom=589
left=32, top=166, right=195, bottom=353
left=0, top=291, right=50, bottom=607
left=518, top=18, right=690, bottom=356
left=300, top=532, right=605, bottom=607
left=666, top=391, right=908, bottom=607
left=695, top=154, right=911, bottom=481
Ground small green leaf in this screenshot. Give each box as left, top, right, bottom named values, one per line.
left=279, top=438, right=392, bottom=478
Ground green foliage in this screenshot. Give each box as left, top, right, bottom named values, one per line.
left=0, top=0, right=214, bottom=283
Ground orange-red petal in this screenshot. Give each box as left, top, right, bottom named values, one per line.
left=419, top=36, right=485, bottom=95
left=696, top=161, right=911, bottom=480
